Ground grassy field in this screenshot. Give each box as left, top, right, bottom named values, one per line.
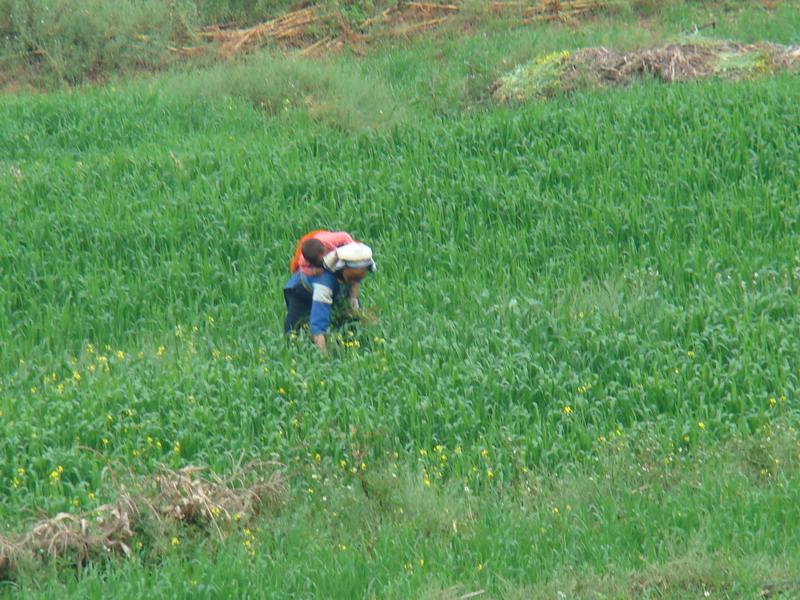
left=2, top=2, right=800, bottom=598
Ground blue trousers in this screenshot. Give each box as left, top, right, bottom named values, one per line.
left=283, top=285, right=312, bottom=334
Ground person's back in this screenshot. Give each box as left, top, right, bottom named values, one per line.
left=291, top=231, right=355, bottom=275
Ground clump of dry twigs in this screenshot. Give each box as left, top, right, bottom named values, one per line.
left=0, top=461, right=286, bottom=580
left=184, top=0, right=623, bottom=59
left=200, top=7, right=321, bottom=57
left=493, top=40, right=800, bottom=102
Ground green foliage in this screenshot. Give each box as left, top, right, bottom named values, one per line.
left=0, top=0, right=193, bottom=86
left=193, top=0, right=296, bottom=24
left=492, top=49, right=572, bottom=101
left=155, top=51, right=403, bottom=129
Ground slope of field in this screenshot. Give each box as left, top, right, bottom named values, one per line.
left=2, top=15, right=800, bottom=596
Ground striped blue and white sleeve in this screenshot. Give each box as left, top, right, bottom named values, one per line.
left=309, top=282, right=334, bottom=336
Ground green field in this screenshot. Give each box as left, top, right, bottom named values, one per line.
left=2, top=2, right=800, bottom=597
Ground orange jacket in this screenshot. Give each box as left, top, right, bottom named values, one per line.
left=289, top=230, right=355, bottom=274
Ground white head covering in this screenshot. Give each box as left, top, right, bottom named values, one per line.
left=323, top=242, right=376, bottom=272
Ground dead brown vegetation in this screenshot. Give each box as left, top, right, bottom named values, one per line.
left=567, top=41, right=798, bottom=84
left=491, top=0, right=620, bottom=24
left=492, top=40, right=800, bottom=102
left=0, top=462, right=286, bottom=580
left=181, top=0, right=619, bottom=59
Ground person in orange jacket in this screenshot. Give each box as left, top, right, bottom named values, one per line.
left=284, top=241, right=376, bottom=351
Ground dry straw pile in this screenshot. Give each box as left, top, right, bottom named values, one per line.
left=0, top=462, right=286, bottom=579
left=183, top=0, right=616, bottom=58
left=492, top=41, right=800, bottom=102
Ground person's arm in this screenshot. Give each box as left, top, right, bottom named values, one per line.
left=349, top=282, right=361, bottom=310
left=313, top=334, right=327, bottom=352
left=309, top=281, right=335, bottom=351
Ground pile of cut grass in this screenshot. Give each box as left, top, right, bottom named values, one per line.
left=492, top=39, right=800, bottom=101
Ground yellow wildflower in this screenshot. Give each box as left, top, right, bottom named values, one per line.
left=49, top=465, right=64, bottom=483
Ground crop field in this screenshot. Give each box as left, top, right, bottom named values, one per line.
left=2, top=5, right=800, bottom=596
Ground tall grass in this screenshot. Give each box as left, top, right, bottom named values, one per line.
left=0, top=0, right=187, bottom=86
left=1, top=71, right=800, bottom=595
left=156, top=52, right=404, bottom=129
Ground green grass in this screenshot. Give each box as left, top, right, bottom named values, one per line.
left=2, top=72, right=800, bottom=595
left=2, top=2, right=800, bottom=597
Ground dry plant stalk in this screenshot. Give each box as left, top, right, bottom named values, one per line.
left=523, top=0, right=611, bottom=22
left=396, top=17, right=452, bottom=35
left=199, top=7, right=319, bottom=57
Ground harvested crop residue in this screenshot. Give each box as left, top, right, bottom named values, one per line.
left=190, top=1, right=618, bottom=59
left=492, top=40, right=800, bottom=102
left=0, top=462, right=285, bottom=579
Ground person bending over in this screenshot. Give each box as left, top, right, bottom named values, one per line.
left=283, top=242, right=376, bottom=352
